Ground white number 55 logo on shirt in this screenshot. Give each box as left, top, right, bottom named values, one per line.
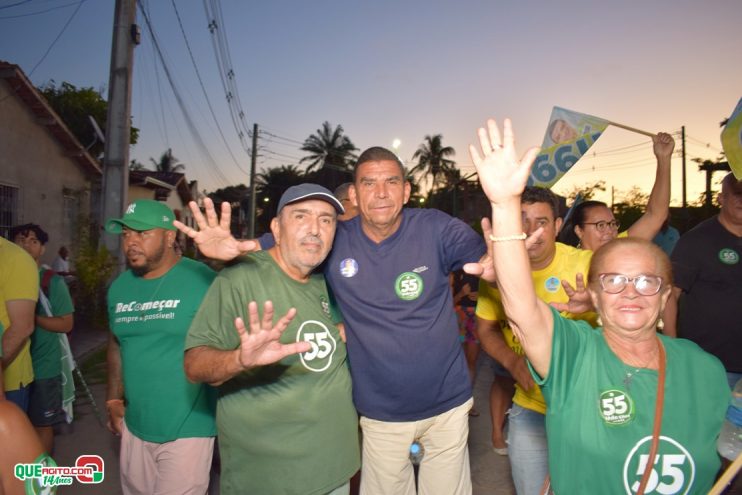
left=622, top=436, right=695, bottom=495
left=296, top=320, right=337, bottom=373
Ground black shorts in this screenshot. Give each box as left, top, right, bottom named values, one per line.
left=28, top=376, right=66, bottom=426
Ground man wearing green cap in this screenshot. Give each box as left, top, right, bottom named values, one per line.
left=104, top=199, right=218, bottom=494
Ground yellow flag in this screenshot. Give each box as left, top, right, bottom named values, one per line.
left=721, top=98, right=742, bottom=180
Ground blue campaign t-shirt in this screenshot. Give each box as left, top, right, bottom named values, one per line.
left=326, top=209, right=486, bottom=421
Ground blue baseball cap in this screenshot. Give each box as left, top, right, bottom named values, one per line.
left=277, top=184, right=345, bottom=215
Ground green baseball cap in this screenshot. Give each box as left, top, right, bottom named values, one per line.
left=105, top=199, right=177, bottom=233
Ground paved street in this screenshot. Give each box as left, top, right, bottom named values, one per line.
left=54, top=327, right=515, bottom=494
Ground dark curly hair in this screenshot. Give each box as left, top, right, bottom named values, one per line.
left=9, top=223, right=49, bottom=245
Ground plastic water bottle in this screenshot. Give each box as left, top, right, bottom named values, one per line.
left=409, top=440, right=424, bottom=465
left=717, top=378, right=742, bottom=461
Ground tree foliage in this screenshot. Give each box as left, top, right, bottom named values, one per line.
left=612, top=186, right=649, bottom=230
left=300, top=121, right=358, bottom=173
left=562, top=180, right=606, bottom=202
left=72, top=213, right=116, bottom=329
left=39, top=81, right=139, bottom=157
left=208, top=184, right=250, bottom=206
left=205, top=184, right=252, bottom=237
left=410, top=134, right=456, bottom=192
left=255, top=165, right=306, bottom=232
left=150, top=148, right=185, bottom=173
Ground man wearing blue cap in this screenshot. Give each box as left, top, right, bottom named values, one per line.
left=184, top=184, right=360, bottom=495
left=104, top=199, right=218, bottom=495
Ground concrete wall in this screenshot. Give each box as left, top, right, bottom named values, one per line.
left=0, top=81, right=96, bottom=266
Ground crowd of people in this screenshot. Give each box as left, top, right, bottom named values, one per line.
left=1, top=225, right=74, bottom=495
left=0, top=118, right=739, bottom=495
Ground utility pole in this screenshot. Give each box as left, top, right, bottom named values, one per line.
left=100, top=0, right=138, bottom=265
left=248, top=123, right=258, bottom=238
left=681, top=125, right=687, bottom=209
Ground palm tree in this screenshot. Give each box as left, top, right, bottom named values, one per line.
left=300, top=122, right=358, bottom=173
left=255, top=165, right=306, bottom=231
left=149, top=148, right=185, bottom=173
left=410, top=134, right=456, bottom=191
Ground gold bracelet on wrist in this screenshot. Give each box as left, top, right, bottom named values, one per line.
left=488, top=233, right=527, bottom=242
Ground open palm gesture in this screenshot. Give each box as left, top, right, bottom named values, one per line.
left=174, top=197, right=259, bottom=261
left=468, top=118, right=540, bottom=205
left=235, top=301, right=311, bottom=369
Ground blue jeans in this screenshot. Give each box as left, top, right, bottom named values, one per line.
left=507, top=403, right=548, bottom=495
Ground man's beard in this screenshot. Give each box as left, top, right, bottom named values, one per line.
left=127, top=239, right=167, bottom=277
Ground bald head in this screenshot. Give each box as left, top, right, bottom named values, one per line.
left=718, top=172, right=742, bottom=233
left=721, top=172, right=742, bottom=191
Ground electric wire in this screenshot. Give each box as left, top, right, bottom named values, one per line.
left=141, top=1, right=169, bottom=148
left=28, top=0, right=86, bottom=76
left=259, top=129, right=305, bottom=146
left=170, top=0, right=247, bottom=175
left=138, top=0, right=231, bottom=186
left=203, top=0, right=253, bottom=157
left=0, top=0, right=79, bottom=19
left=0, top=0, right=33, bottom=11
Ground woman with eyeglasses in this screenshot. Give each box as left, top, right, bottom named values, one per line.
left=467, top=119, right=729, bottom=494
left=563, top=132, right=674, bottom=251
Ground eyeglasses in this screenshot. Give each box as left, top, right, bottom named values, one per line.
left=582, top=220, right=620, bottom=232
left=598, top=273, right=663, bottom=296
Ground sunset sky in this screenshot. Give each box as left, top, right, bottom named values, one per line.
left=2, top=0, right=740, bottom=206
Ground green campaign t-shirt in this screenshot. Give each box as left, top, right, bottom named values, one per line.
left=537, top=308, right=730, bottom=494
left=108, top=257, right=217, bottom=443
left=186, top=250, right=360, bottom=495
left=32, top=269, right=74, bottom=379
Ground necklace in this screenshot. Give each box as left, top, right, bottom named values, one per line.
left=138, top=274, right=168, bottom=319
left=604, top=332, right=660, bottom=390
left=621, top=343, right=659, bottom=389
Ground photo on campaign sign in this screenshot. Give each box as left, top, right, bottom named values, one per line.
left=528, top=106, right=610, bottom=189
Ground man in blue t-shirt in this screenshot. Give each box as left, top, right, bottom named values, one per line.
left=177, top=147, right=486, bottom=495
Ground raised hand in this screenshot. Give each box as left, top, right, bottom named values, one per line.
left=549, top=273, right=593, bottom=314
left=173, top=197, right=259, bottom=261
left=468, top=118, right=541, bottom=206
left=652, top=132, right=675, bottom=160
left=234, top=301, right=311, bottom=370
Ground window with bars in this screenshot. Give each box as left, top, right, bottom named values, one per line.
left=0, top=184, right=19, bottom=239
